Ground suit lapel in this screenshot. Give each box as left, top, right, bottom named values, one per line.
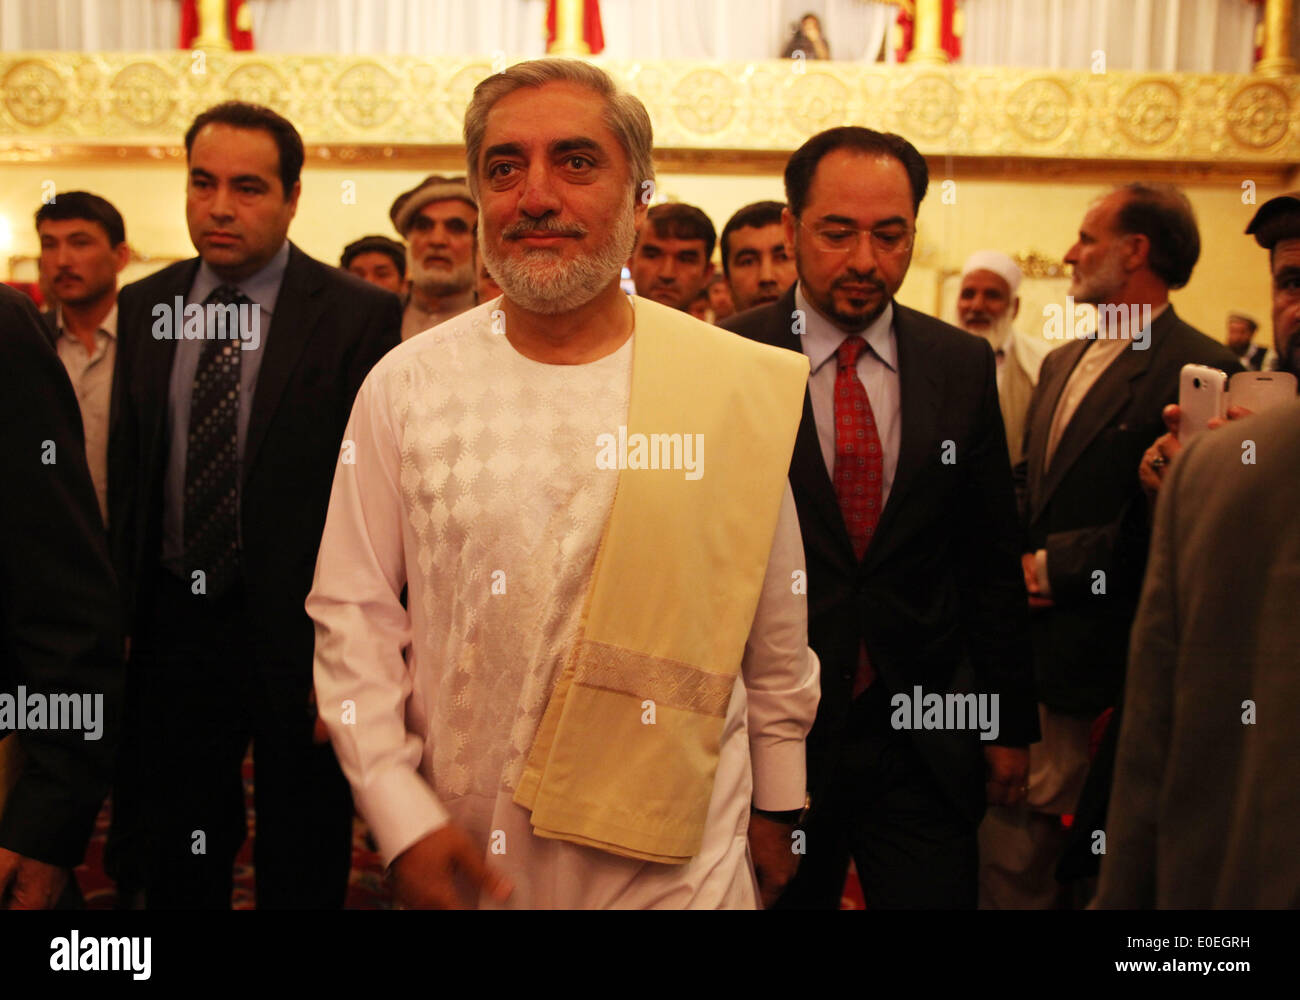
left=767, top=286, right=856, bottom=574
left=1026, top=338, right=1085, bottom=514
left=1034, top=310, right=1169, bottom=514
left=141, top=260, right=200, bottom=479
left=791, top=382, right=856, bottom=569
left=861, top=303, right=941, bottom=572
left=243, top=243, right=326, bottom=486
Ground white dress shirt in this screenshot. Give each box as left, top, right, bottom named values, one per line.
left=796, top=284, right=902, bottom=507
left=307, top=299, right=819, bottom=908
left=55, top=304, right=117, bottom=525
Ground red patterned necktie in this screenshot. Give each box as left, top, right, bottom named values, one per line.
left=834, top=336, right=883, bottom=558
left=833, top=335, right=881, bottom=695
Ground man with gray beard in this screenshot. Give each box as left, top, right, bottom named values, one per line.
left=481, top=177, right=637, bottom=313
left=955, top=251, right=1040, bottom=467
left=989, top=183, right=1240, bottom=909
left=389, top=175, right=479, bottom=340
left=308, top=58, right=818, bottom=909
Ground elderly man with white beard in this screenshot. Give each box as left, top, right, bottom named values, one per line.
left=307, top=58, right=819, bottom=910
left=955, top=251, right=1041, bottom=467
left=389, top=174, right=479, bottom=340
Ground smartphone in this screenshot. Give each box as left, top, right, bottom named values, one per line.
left=1229, top=370, right=1298, bottom=414
left=1178, top=364, right=1228, bottom=445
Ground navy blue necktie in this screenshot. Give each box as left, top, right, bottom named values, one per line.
left=183, top=284, right=248, bottom=596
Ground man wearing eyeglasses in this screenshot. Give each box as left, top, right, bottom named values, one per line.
left=724, top=126, right=1037, bottom=909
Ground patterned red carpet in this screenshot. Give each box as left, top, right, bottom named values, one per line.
left=73, top=754, right=860, bottom=909
left=76, top=754, right=393, bottom=910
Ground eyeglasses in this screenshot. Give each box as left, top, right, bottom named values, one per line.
left=801, top=220, right=914, bottom=257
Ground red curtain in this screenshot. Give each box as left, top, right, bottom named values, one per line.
left=180, top=0, right=255, bottom=51
left=895, top=0, right=962, bottom=63
left=546, top=0, right=605, bottom=55
left=1247, top=0, right=1265, bottom=63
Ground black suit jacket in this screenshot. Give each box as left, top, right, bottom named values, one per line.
left=40, top=307, right=58, bottom=346
left=724, top=287, right=1037, bottom=824
left=109, top=243, right=401, bottom=735
left=1015, top=305, right=1242, bottom=715
left=0, top=285, right=123, bottom=867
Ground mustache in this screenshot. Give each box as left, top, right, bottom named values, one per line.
left=833, top=273, right=886, bottom=293
left=503, top=218, right=587, bottom=239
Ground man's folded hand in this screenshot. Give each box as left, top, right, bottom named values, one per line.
left=0, top=846, right=69, bottom=910
left=390, top=823, right=513, bottom=909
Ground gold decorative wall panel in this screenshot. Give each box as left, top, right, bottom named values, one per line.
left=1, top=52, right=1297, bottom=171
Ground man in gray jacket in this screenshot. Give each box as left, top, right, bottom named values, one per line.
left=1095, top=191, right=1300, bottom=907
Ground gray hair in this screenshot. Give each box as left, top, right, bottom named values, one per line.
left=463, top=59, right=654, bottom=206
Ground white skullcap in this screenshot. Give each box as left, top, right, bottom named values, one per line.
left=961, top=251, right=1022, bottom=295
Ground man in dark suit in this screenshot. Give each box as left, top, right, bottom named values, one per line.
left=982, top=183, right=1242, bottom=908
left=0, top=284, right=123, bottom=909
left=110, top=101, right=401, bottom=908
left=724, top=127, right=1037, bottom=909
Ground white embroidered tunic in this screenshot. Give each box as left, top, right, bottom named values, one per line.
left=308, top=299, right=818, bottom=908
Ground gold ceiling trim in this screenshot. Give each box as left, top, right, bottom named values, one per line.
left=1, top=52, right=1297, bottom=167
left=2, top=144, right=1293, bottom=186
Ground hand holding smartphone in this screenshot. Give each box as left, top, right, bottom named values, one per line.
left=1177, top=365, right=1298, bottom=446
left=1228, top=370, right=1298, bottom=414
left=1178, top=364, right=1228, bottom=445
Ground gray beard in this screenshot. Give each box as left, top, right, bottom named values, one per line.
left=1070, top=248, right=1127, bottom=306
left=481, top=203, right=637, bottom=315
left=409, top=258, right=475, bottom=300
left=965, top=311, right=1014, bottom=348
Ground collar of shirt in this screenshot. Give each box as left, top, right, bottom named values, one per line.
left=795, top=283, right=896, bottom=376
left=56, top=302, right=118, bottom=341
left=1085, top=301, right=1169, bottom=345
left=189, top=239, right=290, bottom=314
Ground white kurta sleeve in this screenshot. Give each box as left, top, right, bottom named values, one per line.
left=742, top=482, right=820, bottom=812
left=306, top=365, right=450, bottom=867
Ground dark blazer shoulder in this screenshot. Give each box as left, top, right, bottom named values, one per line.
left=115, top=247, right=400, bottom=320
left=724, top=292, right=991, bottom=371
left=721, top=287, right=798, bottom=350
left=1160, top=309, right=1243, bottom=372
left=0, top=284, right=59, bottom=362
left=893, top=301, right=986, bottom=354
left=287, top=243, right=403, bottom=314
left=118, top=257, right=200, bottom=305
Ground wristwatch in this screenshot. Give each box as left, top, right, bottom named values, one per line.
left=752, top=794, right=811, bottom=827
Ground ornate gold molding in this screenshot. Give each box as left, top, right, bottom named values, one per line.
left=1013, top=251, right=1070, bottom=281
left=1, top=52, right=1297, bottom=170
